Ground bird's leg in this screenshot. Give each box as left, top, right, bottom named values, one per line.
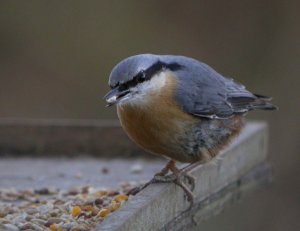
left=152, top=160, right=178, bottom=181
left=146, top=160, right=195, bottom=208
left=160, top=161, right=195, bottom=206
left=174, top=179, right=194, bottom=210
left=131, top=160, right=196, bottom=209
left=181, top=171, right=196, bottom=191
left=153, top=160, right=195, bottom=191
left=138, top=160, right=177, bottom=191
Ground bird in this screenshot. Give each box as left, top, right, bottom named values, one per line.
left=104, top=54, right=277, bottom=207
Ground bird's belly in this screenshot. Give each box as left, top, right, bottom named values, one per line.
left=117, top=105, right=243, bottom=163
left=174, top=117, right=244, bottom=162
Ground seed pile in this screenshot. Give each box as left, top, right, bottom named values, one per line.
left=0, top=183, right=140, bottom=231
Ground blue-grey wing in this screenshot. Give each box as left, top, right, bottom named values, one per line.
left=173, top=59, right=275, bottom=119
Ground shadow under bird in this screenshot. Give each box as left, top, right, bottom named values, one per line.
left=104, top=54, right=277, bottom=208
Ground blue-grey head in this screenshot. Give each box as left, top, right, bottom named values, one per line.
left=104, top=54, right=186, bottom=107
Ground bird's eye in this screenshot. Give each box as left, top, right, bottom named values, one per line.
left=136, top=77, right=142, bottom=83
left=118, top=83, right=128, bottom=91
left=135, top=71, right=146, bottom=83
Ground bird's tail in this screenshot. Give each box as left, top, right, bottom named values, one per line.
left=251, top=94, right=278, bottom=110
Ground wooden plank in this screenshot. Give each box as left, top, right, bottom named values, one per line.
left=163, top=162, right=271, bottom=231
left=97, top=122, right=269, bottom=231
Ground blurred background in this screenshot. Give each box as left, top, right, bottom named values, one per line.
left=0, top=0, right=299, bottom=230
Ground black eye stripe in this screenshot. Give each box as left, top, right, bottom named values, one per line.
left=116, top=61, right=184, bottom=90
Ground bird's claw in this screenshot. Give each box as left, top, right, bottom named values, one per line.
left=181, top=172, right=196, bottom=191
left=149, top=171, right=195, bottom=210
left=137, top=160, right=196, bottom=210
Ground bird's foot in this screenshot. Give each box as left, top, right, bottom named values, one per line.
left=152, top=171, right=195, bottom=208
left=140, top=160, right=195, bottom=210
left=154, top=160, right=195, bottom=190
left=152, top=171, right=195, bottom=191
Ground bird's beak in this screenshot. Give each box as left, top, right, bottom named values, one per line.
left=104, top=88, right=130, bottom=107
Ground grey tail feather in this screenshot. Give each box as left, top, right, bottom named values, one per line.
left=253, top=94, right=272, bottom=101
left=252, top=94, right=278, bottom=110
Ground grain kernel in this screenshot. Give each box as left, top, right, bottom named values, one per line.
left=49, top=224, right=57, bottom=231
left=114, top=194, right=128, bottom=202
left=97, top=208, right=110, bottom=218
left=71, top=206, right=81, bottom=217
left=111, top=201, right=121, bottom=211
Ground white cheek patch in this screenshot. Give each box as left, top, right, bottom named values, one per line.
left=140, top=71, right=168, bottom=93
left=121, top=71, right=169, bottom=106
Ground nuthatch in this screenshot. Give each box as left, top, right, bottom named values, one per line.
left=104, top=54, right=277, bottom=206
